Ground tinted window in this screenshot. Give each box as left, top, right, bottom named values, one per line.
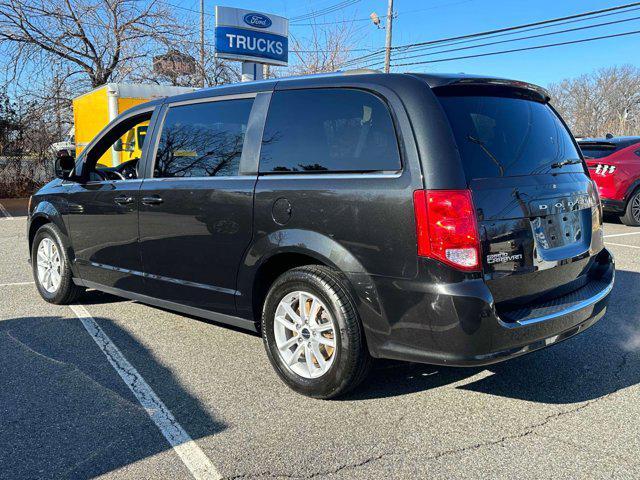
left=260, top=89, right=401, bottom=173
left=437, top=94, right=583, bottom=180
left=154, top=99, right=253, bottom=178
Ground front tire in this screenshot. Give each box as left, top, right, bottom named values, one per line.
left=621, top=189, right=640, bottom=226
left=32, top=223, right=84, bottom=304
left=262, top=266, right=372, bottom=399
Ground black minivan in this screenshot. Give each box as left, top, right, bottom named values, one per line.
left=28, top=72, right=614, bottom=398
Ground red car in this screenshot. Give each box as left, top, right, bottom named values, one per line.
left=579, top=136, right=640, bottom=226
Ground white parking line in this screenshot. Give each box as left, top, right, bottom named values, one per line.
left=605, top=241, right=640, bottom=250
left=0, top=281, right=35, bottom=287
left=69, top=304, right=221, bottom=480
left=604, top=231, right=640, bottom=238
left=0, top=202, right=12, bottom=218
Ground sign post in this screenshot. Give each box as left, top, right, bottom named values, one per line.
left=214, top=7, right=289, bottom=82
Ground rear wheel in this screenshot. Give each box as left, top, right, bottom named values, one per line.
left=32, top=224, right=84, bottom=304
left=262, top=265, right=372, bottom=399
left=620, top=190, right=640, bottom=226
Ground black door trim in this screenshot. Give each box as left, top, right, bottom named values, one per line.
left=73, top=278, right=256, bottom=332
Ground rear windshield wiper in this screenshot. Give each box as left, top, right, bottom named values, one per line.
left=551, top=159, right=583, bottom=169
left=466, top=135, right=505, bottom=176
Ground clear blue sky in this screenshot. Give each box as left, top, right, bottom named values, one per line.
left=196, top=0, right=640, bottom=86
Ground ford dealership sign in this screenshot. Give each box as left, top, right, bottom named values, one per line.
left=215, top=6, right=288, bottom=66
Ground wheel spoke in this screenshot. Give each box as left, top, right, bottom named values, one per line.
left=316, top=335, right=335, bottom=348
left=287, top=344, right=304, bottom=366
left=279, top=335, right=299, bottom=350
left=282, top=303, right=301, bottom=324
left=275, top=315, right=296, bottom=332
left=304, top=345, right=315, bottom=374
left=315, top=322, right=333, bottom=333
left=308, top=299, right=320, bottom=327
left=312, top=343, right=326, bottom=369
left=51, top=270, right=61, bottom=288
left=298, top=292, right=307, bottom=322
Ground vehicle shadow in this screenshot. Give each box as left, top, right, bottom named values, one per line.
left=0, top=312, right=225, bottom=479
left=346, top=269, right=640, bottom=403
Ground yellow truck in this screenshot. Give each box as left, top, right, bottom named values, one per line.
left=73, top=83, right=195, bottom=167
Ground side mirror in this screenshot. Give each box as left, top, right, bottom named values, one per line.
left=113, top=138, right=124, bottom=151
left=55, top=154, right=76, bottom=179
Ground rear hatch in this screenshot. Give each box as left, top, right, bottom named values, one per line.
left=434, top=84, right=605, bottom=316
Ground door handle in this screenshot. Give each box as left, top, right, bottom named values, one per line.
left=142, top=195, right=164, bottom=206
left=114, top=195, right=134, bottom=205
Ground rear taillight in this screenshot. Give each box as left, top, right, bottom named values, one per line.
left=413, top=189, right=480, bottom=271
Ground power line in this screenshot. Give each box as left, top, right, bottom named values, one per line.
left=394, top=1, right=640, bottom=50
left=342, top=1, right=640, bottom=67
left=390, top=29, right=640, bottom=67
left=350, top=5, right=640, bottom=66
left=376, top=13, right=640, bottom=66
left=289, top=0, right=475, bottom=26
left=158, top=0, right=215, bottom=18
left=291, top=0, right=361, bottom=22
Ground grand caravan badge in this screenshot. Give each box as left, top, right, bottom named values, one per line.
left=486, top=252, right=523, bottom=264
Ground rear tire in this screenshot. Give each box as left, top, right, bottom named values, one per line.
left=620, top=190, right=640, bottom=226
left=262, top=265, right=372, bottom=399
left=32, top=223, right=84, bottom=304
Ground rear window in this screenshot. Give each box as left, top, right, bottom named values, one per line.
left=259, top=88, right=401, bottom=173
left=436, top=93, right=583, bottom=181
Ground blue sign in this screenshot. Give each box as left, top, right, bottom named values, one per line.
left=215, top=26, right=288, bottom=65
left=243, top=13, right=272, bottom=29
left=215, top=6, right=289, bottom=66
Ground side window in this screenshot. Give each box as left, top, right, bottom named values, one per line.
left=259, top=89, right=401, bottom=173
left=154, top=98, right=253, bottom=178
left=84, top=113, right=152, bottom=182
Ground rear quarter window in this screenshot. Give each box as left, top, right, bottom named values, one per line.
left=259, top=88, right=401, bottom=173
left=436, top=93, right=583, bottom=181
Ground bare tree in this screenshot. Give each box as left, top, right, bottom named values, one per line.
left=288, top=21, right=358, bottom=76
left=0, top=0, right=181, bottom=89
left=549, top=65, right=640, bottom=137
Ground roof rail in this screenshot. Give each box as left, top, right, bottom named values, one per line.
left=337, top=68, right=382, bottom=76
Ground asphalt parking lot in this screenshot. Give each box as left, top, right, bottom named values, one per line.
left=1, top=199, right=639, bottom=479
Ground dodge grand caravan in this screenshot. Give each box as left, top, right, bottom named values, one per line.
left=28, top=72, right=614, bottom=399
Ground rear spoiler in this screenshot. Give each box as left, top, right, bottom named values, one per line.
left=431, top=78, right=551, bottom=103
left=577, top=142, right=616, bottom=149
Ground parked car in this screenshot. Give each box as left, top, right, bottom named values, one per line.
left=579, top=136, right=640, bottom=226
left=27, top=72, right=614, bottom=398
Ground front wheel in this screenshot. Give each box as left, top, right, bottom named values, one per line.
left=620, top=190, right=640, bottom=226
left=32, top=223, right=84, bottom=304
left=262, top=266, right=372, bottom=399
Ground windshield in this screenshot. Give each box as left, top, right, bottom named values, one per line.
left=436, top=94, right=583, bottom=181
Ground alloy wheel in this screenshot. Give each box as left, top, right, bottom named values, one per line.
left=36, top=238, right=62, bottom=293
left=273, top=290, right=337, bottom=379
left=633, top=194, right=640, bottom=223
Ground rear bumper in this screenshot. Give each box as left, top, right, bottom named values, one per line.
left=353, top=249, right=614, bottom=367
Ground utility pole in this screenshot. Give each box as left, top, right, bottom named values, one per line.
left=200, top=0, right=205, bottom=87
left=384, top=0, right=394, bottom=73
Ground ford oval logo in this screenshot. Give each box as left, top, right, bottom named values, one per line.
left=243, top=13, right=272, bottom=28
